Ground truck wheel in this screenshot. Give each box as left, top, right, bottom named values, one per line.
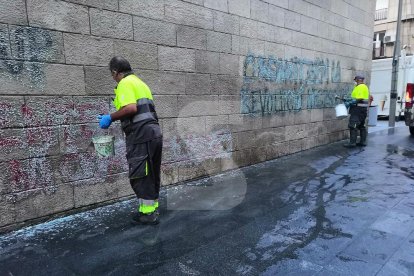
left=410, top=126, right=414, bottom=135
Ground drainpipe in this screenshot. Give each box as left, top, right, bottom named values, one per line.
left=389, top=0, right=403, bottom=127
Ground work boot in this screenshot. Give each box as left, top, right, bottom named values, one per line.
left=343, top=129, right=357, bottom=148
left=132, top=211, right=159, bottom=225
left=357, top=129, right=367, bottom=146
left=343, top=142, right=356, bottom=148
left=131, top=210, right=159, bottom=219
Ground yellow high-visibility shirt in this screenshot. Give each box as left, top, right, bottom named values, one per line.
left=351, top=84, right=369, bottom=100
left=113, top=74, right=153, bottom=110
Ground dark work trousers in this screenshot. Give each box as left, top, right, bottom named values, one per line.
left=348, top=105, right=368, bottom=143
left=127, top=137, right=163, bottom=200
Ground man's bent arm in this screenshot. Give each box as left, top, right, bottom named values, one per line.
left=110, top=103, right=137, bottom=121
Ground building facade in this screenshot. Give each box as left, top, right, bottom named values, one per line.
left=373, top=0, right=414, bottom=58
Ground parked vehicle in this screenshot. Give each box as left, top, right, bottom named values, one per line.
left=405, top=83, right=414, bottom=135
left=371, top=52, right=414, bottom=135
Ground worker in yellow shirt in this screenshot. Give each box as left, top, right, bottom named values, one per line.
left=98, top=57, right=162, bottom=225
left=343, top=75, right=370, bottom=148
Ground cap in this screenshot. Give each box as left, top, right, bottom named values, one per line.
left=354, top=75, right=365, bottom=80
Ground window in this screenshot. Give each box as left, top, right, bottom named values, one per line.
left=373, top=32, right=386, bottom=59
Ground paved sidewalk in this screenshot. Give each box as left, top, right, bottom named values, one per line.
left=1, top=124, right=414, bottom=275
left=367, top=119, right=406, bottom=133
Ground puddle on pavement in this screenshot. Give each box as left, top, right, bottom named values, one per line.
left=347, top=196, right=368, bottom=203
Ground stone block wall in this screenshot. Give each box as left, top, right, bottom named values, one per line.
left=0, top=0, right=375, bottom=229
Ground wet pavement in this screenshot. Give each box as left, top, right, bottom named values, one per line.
left=1, top=122, right=414, bottom=276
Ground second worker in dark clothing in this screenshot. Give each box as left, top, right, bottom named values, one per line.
left=343, top=75, right=370, bottom=148
left=98, top=56, right=162, bottom=225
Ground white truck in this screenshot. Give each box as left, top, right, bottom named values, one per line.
left=370, top=53, right=414, bottom=135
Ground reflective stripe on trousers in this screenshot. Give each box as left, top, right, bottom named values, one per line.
left=138, top=199, right=159, bottom=214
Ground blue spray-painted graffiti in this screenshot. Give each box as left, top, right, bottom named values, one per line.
left=0, top=26, right=62, bottom=89
left=241, top=54, right=352, bottom=115
left=241, top=86, right=304, bottom=114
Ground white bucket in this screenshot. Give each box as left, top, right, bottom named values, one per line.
left=92, top=135, right=115, bottom=157
left=335, top=104, right=348, bottom=119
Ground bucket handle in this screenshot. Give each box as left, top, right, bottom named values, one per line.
left=335, top=95, right=344, bottom=102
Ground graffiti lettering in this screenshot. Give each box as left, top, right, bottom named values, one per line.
left=241, top=54, right=351, bottom=115
left=244, top=55, right=337, bottom=85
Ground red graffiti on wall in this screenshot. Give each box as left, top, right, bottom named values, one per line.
left=26, top=127, right=54, bottom=145
left=21, top=103, right=32, bottom=117
left=75, top=101, right=108, bottom=122
left=9, top=159, right=29, bottom=191
left=45, top=100, right=74, bottom=125
left=21, top=103, right=41, bottom=126
left=63, top=126, right=70, bottom=143
left=80, top=125, right=93, bottom=140
left=0, top=103, right=11, bottom=109
left=108, top=158, right=120, bottom=175
left=0, top=137, right=22, bottom=148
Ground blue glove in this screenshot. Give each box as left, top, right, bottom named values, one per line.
left=98, top=114, right=112, bottom=129
left=344, top=100, right=351, bottom=108
left=343, top=99, right=357, bottom=108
